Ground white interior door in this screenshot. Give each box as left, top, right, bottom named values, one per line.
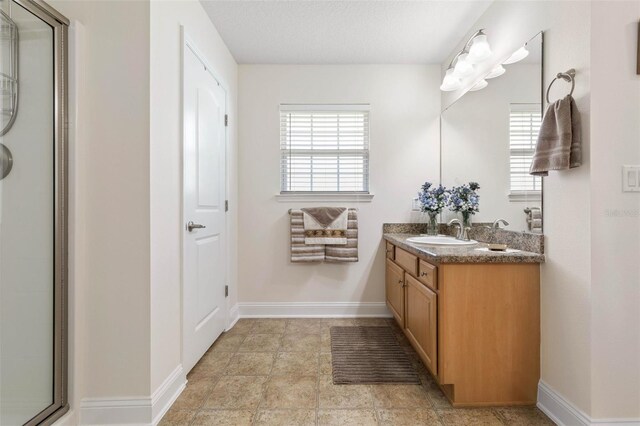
left=183, top=43, right=227, bottom=374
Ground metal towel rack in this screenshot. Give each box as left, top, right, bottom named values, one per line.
left=288, top=208, right=358, bottom=215
left=546, top=68, right=575, bottom=103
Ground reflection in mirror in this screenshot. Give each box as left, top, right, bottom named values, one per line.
left=441, top=32, right=543, bottom=233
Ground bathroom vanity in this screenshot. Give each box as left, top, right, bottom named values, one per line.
left=383, top=231, right=544, bottom=407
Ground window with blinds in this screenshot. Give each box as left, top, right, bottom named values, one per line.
left=280, top=105, right=370, bottom=193
left=509, top=104, right=542, bottom=200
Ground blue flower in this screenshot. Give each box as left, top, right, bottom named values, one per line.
left=418, top=182, right=447, bottom=214
left=446, top=182, right=480, bottom=214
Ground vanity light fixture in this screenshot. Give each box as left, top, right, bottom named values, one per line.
left=440, top=68, right=462, bottom=91
left=469, top=79, right=488, bottom=91
left=485, top=64, right=506, bottom=79
left=440, top=29, right=493, bottom=92
left=503, top=45, right=529, bottom=65
left=467, top=31, right=492, bottom=63
left=453, top=52, right=474, bottom=78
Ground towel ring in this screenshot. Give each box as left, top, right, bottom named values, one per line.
left=546, top=68, right=576, bottom=103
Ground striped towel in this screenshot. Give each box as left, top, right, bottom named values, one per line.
left=325, top=209, right=358, bottom=263
left=290, top=210, right=324, bottom=263
left=290, top=209, right=358, bottom=263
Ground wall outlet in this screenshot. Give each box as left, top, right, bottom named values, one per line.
left=622, top=165, right=640, bottom=192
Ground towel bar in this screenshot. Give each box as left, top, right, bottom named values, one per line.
left=288, top=208, right=359, bottom=214
left=546, top=68, right=575, bottom=103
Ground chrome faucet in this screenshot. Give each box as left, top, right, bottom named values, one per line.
left=492, top=219, right=510, bottom=229
left=448, top=219, right=471, bottom=241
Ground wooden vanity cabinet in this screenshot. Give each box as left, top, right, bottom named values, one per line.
left=404, top=274, right=437, bottom=375
left=385, top=259, right=405, bottom=327
left=394, top=247, right=418, bottom=276
left=384, top=240, right=540, bottom=407
left=385, top=242, right=395, bottom=260
left=418, top=259, right=437, bottom=290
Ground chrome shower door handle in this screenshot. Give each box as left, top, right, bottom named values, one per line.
left=186, top=221, right=206, bottom=232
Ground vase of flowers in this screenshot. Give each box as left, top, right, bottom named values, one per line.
left=447, top=182, right=480, bottom=228
left=418, top=182, right=447, bottom=235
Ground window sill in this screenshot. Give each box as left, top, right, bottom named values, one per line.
left=508, top=192, right=542, bottom=202
left=275, top=192, right=375, bottom=203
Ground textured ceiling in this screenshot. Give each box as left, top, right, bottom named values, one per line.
left=200, top=1, right=493, bottom=64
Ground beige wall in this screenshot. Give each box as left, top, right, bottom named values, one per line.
left=590, top=1, right=640, bottom=419
left=50, top=0, right=152, bottom=401
left=149, top=0, right=239, bottom=393
left=238, top=65, right=440, bottom=310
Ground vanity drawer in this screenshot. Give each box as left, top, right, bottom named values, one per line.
left=418, top=260, right=437, bottom=290
left=386, top=242, right=395, bottom=260
left=395, top=247, right=418, bottom=276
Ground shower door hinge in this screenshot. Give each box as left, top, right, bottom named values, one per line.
left=225, top=285, right=229, bottom=297
left=224, top=114, right=228, bottom=127
left=225, top=200, right=229, bottom=212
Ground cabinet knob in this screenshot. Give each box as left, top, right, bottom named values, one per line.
left=421, top=272, right=428, bottom=277
left=398, top=279, right=403, bottom=285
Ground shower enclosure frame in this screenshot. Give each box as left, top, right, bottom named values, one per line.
left=8, top=1, right=70, bottom=425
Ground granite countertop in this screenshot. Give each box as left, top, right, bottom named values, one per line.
left=384, top=233, right=545, bottom=264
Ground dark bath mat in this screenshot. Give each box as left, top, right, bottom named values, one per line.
left=330, top=326, right=421, bottom=385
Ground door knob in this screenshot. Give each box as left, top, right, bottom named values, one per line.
left=186, top=221, right=206, bottom=232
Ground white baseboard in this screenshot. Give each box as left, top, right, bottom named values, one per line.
left=79, top=397, right=151, bottom=426
left=537, top=380, right=640, bottom=426
left=538, top=380, right=591, bottom=426
left=238, top=302, right=391, bottom=318
left=226, top=303, right=240, bottom=330
left=150, top=365, right=186, bottom=425
left=79, top=365, right=186, bottom=425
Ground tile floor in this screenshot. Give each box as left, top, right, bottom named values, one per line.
left=161, top=318, right=554, bottom=426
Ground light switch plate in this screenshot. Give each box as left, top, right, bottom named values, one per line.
left=622, top=165, right=640, bottom=192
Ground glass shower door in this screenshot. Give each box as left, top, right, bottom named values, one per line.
left=0, top=1, right=68, bottom=425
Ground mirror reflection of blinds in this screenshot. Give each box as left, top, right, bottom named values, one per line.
left=280, top=106, right=370, bottom=193
left=509, top=104, right=542, bottom=194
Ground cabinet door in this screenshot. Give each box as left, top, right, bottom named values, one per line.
left=385, top=259, right=405, bottom=327
left=405, top=274, right=437, bottom=375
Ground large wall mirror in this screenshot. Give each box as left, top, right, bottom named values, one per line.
left=441, top=32, right=543, bottom=233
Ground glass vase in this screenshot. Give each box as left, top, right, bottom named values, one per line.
left=461, top=211, right=472, bottom=229
left=427, top=211, right=439, bottom=236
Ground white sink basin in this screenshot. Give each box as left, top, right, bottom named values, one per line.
left=406, top=235, right=478, bottom=246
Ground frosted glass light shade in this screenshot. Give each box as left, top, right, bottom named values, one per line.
left=467, top=34, right=492, bottom=63
left=503, top=46, right=529, bottom=65
left=440, top=68, right=462, bottom=91
left=453, top=53, right=474, bottom=78
left=485, top=64, right=506, bottom=79
left=470, top=79, right=488, bottom=91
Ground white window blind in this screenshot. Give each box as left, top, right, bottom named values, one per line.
left=280, top=105, right=370, bottom=193
left=509, top=104, right=542, bottom=198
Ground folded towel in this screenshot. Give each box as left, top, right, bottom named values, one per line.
left=325, top=209, right=358, bottom=263
left=290, top=211, right=324, bottom=263
left=302, top=208, right=348, bottom=245
left=530, top=95, right=582, bottom=176
left=525, top=207, right=543, bottom=233
left=301, top=207, right=346, bottom=227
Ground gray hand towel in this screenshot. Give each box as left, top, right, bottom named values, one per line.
left=530, top=95, right=582, bottom=176
left=301, top=207, right=347, bottom=228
